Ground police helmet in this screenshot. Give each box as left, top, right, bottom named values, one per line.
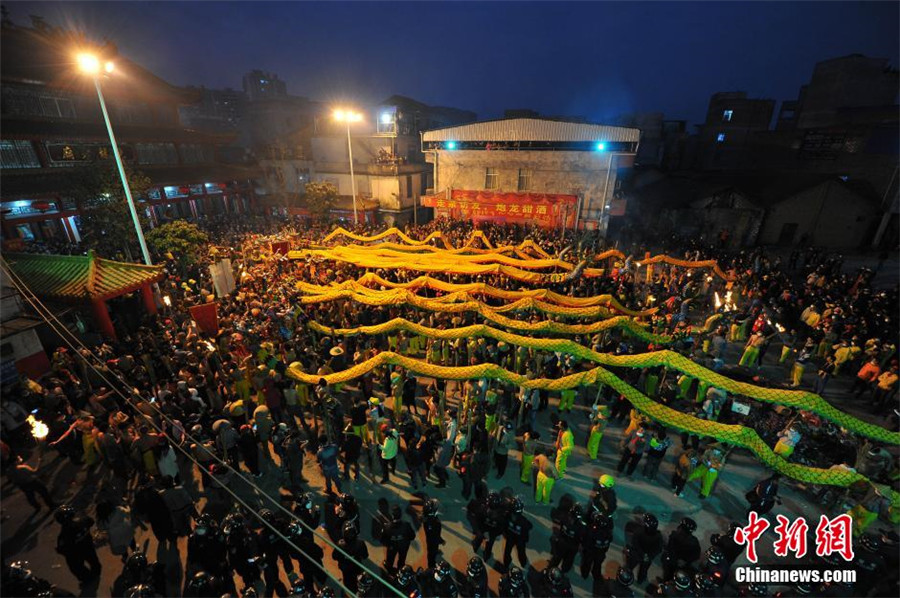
left=54, top=504, right=75, bottom=524
left=680, top=517, right=697, bottom=533
left=674, top=570, right=691, bottom=591
left=508, top=566, right=524, bottom=586
left=747, top=582, right=768, bottom=597
left=125, top=551, right=149, bottom=573
left=125, top=585, right=156, bottom=598
left=434, top=559, right=451, bottom=582
left=616, top=566, right=634, bottom=587
left=342, top=520, right=358, bottom=540
left=643, top=513, right=659, bottom=530
left=7, top=561, right=32, bottom=581
left=545, top=566, right=564, bottom=587
left=358, top=572, right=374, bottom=592
left=467, top=556, right=485, bottom=579
left=706, top=546, right=725, bottom=564
left=397, top=565, right=414, bottom=586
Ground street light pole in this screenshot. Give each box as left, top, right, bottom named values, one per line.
left=345, top=120, right=358, bottom=224
left=81, top=55, right=152, bottom=266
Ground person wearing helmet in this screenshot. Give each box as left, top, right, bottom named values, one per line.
left=655, top=569, right=695, bottom=597
left=849, top=534, right=887, bottom=598
left=458, top=556, right=488, bottom=598
left=3, top=560, right=71, bottom=598
left=498, top=565, right=530, bottom=598
left=54, top=505, right=102, bottom=584
left=334, top=520, right=369, bottom=593
left=182, top=570, right=223, bottom=598
left=692, top=573, right=720, bottom=598
left=356, top=572, right=378, bottom=598
left=475, top=492, right=505, bottom=561
left=593, top=566, right=634, bottom=598
left=661, top=517, right=701, bottom=581
left=549, top=502, right=585, bottom=573
left=257, top=510, right=294, bottom=597
left=422, top=498, right=445, bottom=568
left=529, top=565, right=574, bottom=598
left=698, top=546, right=729, bottom=587
left=772, top=581, right=813, bottom=597
left=391, top=565, right=421, bottom=598
left=291, top=492, right=321, bottom=544
left=417, top=558, right=458, bottom=598
left=112, top=551, right=166, bottom=597
left=739, top=581, right=769, bottom=597
left=316, top=588, right=336, bottom=598
left=580, top=510, right=613, bottom=580
left=555, top=420, right=575, bottom=477
left=222, top=514, right=264, bottom=594
left=745, top=473, right=781, bottom=516
left=623, top=513, right=663, bottom=583
left=710, top=522, right=743, bottom=564
left=502, top=496, right=532, bottom=571
left=383, top=504, right=416, bottom=574
left=186, top=513, right=228, bottom=580
left=592, top=474, right=618, bottom=515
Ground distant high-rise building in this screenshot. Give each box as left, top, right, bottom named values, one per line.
left=242, top=70, right=287, bottom=101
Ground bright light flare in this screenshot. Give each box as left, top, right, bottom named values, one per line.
left=104, top=61, right=114, bottom=73
left=333, top=109, right=362, bottom=123
left=77, top=53, right=100, bottom=74
left=27, top=415, right=49, bottom=440
left=162, top=295, right=172, bottom=306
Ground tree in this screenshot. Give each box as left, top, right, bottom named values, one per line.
left=145, top=220, right=209, bottom=268
left=303, top=181, right=338, bottom=217
left=65, top=160, right=152, bottom=261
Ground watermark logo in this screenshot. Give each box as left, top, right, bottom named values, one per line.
left=734, top=512, right=854, bottom=563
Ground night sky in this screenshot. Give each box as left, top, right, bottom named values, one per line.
left=6, top=1, right=899, bottom=124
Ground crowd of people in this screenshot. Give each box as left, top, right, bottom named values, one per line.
left=1, top=214, right=898, bottom=598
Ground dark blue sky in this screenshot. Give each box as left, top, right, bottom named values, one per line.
left=7, top=1, right=899, bottom=124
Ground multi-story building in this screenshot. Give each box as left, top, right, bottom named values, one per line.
left=0, top=19, right=260, bottom=245
left=693, top=92, right=776, bottom=171
left=421, top=118, right=640, bottom=232
left=242, top=69, right=288, bottom=102
left=302, top=96, right=475, bottom=225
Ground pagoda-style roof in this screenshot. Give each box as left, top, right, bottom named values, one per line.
left=3, top=250, right=164, bottom=302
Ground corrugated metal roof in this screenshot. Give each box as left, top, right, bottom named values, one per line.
left=4, top=250, right=164, bottom=302
left=422, top=118, right=640, bottom=143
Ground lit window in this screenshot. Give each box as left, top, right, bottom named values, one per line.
left=722, top=109, right=733, bottom=122
left=517, top=169, right=532, bottom=191
left=484, top=167, right=498, bottom=190
left=716, top=133, right=726, bottom=143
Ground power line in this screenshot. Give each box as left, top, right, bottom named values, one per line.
left=2, top=259, right=406, bottom=598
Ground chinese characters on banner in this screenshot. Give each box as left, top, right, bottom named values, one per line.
left=421, top=190, right=577, bottom=228
left=734, top=512, right=854, bottom=564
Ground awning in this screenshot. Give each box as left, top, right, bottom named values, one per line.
left=3, top=250, right=164, bottom=302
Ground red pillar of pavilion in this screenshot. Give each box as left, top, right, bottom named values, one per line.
left=141, top=283, right=157, bottom=315
left=91, top=298, right=117, bottom=340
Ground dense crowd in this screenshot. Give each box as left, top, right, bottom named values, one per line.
left=1, top=215, right=898, bottom=598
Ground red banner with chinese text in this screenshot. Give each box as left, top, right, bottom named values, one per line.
left=189, top=302, right=219, bottom=336
left=422, top=190, right=577, bottom=228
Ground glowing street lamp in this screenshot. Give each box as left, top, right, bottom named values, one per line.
left=76, top=52, right=152, bottom=266
left=333, top=108, right=363, bottom=223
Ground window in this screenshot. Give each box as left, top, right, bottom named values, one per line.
left=484, top=167, right=498, bottom=190
left=716, top=133, right=726, bottom=143
left=0, top=140, right=40, bottom=169
left=517, top=168, right=532, bottom=191
left=2, top=88, right=76, bottom=119
left=111, top=102, right=153, bottom=125
left=136, top=143, right=178, bottom=165
left=406, top=176, right=413, bottom=198
left=722, top=109, right=733, bottom=122
left=180, top=144, right=214, bottom=164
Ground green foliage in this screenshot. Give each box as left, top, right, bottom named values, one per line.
left=145, top=220, right=209, bottom=266
left=303, top=181, right=338, bottom=216
left=64, top=160, right=152, bottom=260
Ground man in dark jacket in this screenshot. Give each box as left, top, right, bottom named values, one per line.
left=625, top=513, right=663, bottom=583
left=549, top=503, right=585, bottom=573
left=383, top=505, right=415, bottom=574
left=580, top=511, right=613, bottom=580
left=334, top=521, right=369, bottom=594
left=661, top=518, right=701, bottom=582
left=55, top=505, right=102, bottom=584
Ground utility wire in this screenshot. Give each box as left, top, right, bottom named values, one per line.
left=2, top=259, right=406, bottom=598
